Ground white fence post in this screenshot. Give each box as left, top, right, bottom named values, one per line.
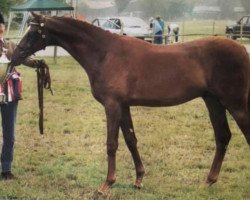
left=212, top=21, right=215, bottom=35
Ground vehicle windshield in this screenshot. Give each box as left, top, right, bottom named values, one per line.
left=110, top=17, right=148, bottom=28
left=241, top=17, right=249, bottom=25
left=97, top=19, right=120, bottom=29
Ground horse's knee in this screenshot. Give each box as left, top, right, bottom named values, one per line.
left=221, top=131, right=231, bottom=144
left=123, top=133, right=138, bottom=150
left=107, top=142, right=118, bottom=156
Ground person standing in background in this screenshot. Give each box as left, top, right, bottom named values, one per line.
left=156, top=15, right=165, bottom=35
left=150, top=16, right=164, bottom=44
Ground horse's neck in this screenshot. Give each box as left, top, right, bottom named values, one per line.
left=48, top=19, right=113, bottom=77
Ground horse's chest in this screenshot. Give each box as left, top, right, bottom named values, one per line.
left=90, top=81, right=110, bottom=104
left=90, top=79, right=126, bottom=104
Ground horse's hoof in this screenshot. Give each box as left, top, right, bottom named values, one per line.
left=206, top=177, right=217, bottom=186
left=134, top=180, right=143, bottom=189
left=97, top=182, right=111, bottom=195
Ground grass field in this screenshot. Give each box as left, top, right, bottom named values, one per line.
left=0, top=57, right=249, bottom=200
left=173, top=20, right=250, bottom=44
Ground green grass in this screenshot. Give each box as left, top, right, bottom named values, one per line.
left=167, top=19, right=250, bottom=44
left=0, top=57, right=249, bottom=199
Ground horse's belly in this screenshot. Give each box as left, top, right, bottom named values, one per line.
left=129, top=86, right=203, bottom=107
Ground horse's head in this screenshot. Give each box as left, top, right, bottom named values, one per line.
left=11, top=12, right=49, bottom=67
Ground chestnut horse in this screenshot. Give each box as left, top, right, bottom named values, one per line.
left=11, top=13, right=250, bottom=194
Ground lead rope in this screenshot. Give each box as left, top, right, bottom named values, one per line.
left=36, top=61, right=53, bottom=134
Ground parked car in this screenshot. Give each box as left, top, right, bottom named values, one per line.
left=225, top=15, right=250, bottom=40
left=92, top=17, right=152, bottom=41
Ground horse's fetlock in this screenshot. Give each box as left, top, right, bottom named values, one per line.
left=137, top=167, right=145, bottom=178
left=206, top=176, right=217, bottom=186
left=107, top=177, right=116, bottom=185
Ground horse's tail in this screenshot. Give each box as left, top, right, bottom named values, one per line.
left=245, top=46, right=250, bottom=113
left=248, top=80, right=250, bottom=113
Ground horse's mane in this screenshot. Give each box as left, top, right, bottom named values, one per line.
left=42, top=15, right=152, bottom=52
left=63, top=14, right=88, bottom=22
left=43, top=15, right=122, bottom=60
left=46, top=15, right=120, bottom=40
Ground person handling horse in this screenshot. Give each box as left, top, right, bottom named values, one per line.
left=0, top=12, right=50, bottom=179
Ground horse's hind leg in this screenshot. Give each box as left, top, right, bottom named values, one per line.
left=120, top=106, right=145, bottom=189
left=203, top=95, right=232, bottom=185
left=230, top=110, right=250, bottom=145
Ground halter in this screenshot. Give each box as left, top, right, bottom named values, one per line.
left=16, top=18, right=48, bottom=57
left=29, top=21, right=47, bottom=39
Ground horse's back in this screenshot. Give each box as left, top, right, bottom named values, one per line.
left=104, top=36, right=250, bottom=107
left=181, top=37, right=250, bottom=78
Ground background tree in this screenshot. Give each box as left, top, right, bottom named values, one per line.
left=240, top=0, right=250, bottom=14
left=115, top=0, right=131, bottom=13
left=0, top=0, right=24, bottom=14
left=218, top=0, right=233, bottom=19
left=137, top=0, right=194, bottom=20
left=165, top=0, right=188, bottom=20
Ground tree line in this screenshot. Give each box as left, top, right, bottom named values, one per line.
left=115, top=0, right=250, bottom=20
left=1, top=0, right=249, bottom=19
left=1, top=0, right=22, bottom=14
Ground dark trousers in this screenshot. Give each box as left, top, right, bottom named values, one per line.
left=1, top=101, right=18, bottom=172
left=154, top=30, right=163, bottom=44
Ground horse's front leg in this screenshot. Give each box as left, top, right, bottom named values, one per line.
left=120, top=106, right=145, bottom=189
left=98, top=101, right=122, bottom=195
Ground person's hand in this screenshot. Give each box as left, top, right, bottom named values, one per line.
left=36, top=60, right=52, bottom=92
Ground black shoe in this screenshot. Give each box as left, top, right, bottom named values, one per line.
left=1, top=171, right=15, bottom=180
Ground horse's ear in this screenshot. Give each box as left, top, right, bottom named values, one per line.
left=31, top=12, right=41, bottom=21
